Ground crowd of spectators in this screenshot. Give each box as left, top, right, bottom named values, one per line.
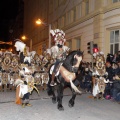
left=76, top=51, right=120, bottom=104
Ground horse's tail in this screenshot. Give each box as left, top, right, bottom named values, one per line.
left=69, top=79, right=82, bottom=94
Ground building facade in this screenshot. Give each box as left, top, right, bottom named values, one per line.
left=23, top=0, right=120, bottom=62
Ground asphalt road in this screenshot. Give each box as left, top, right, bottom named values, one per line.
left=0, top=88, right=120, bottom=120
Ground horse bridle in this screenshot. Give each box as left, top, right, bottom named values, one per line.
left=71, top=66, right=79, bottom=73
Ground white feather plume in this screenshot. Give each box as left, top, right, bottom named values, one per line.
left=14, top=41, right=26, bottom=52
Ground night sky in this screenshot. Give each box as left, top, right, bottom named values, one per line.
left=0, top=0, right=19, bottom=42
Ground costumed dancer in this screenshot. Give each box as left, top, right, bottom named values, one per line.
left=15, top=79, right=31, bottom=107
left=49, top=29, right=70, bottom=86
left=14, top=40, right=39, bottom=107
left=92, top=51, right=109, bottom=99
left=15, top=67, right=39, bottom=108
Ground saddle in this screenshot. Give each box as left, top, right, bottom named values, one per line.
left=50, top=63, right=76, bottom=82
left=59, top=66, right=76, bottom=82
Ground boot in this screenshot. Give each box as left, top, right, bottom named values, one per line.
left=26, top=103, right=32, bottom=107
left=50, top=72, right=56, bottom=86
left=22, top=103, right=25, bottom=108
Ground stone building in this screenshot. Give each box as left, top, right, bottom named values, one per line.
left=23, top=0, right=120, bottom=62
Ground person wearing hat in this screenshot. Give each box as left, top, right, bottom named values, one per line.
left=49, top=29, right=70, bottom=86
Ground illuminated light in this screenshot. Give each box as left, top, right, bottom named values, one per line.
left=9, top=48, right=13, bottom=52
left=35, top=19, right=42, bottom=25
left=0, top=41, right=12, bottom=45
left=93, top=48, right=99, bottom=53
left=21, top=35, right=26, bottom=40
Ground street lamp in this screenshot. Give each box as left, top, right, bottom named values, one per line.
left=35, top=19, right=51, bottom=48
left=21, top=35, right=32, bottom=51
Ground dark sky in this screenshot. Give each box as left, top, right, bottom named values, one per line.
left=0, top=0, right=19, bottom=42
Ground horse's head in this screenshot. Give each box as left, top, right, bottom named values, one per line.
left=63, top=50, right=83, bottom=72
left=72, top=51, right=83, bottom=65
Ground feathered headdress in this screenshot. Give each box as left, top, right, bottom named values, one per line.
left=93, top=51, right=105, bottom=58
left=14, top=39, right=26, bottom=52
left=50, top=29, right=66, bottom=45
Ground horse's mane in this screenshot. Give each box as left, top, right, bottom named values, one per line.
left=63, top=50, right=83, bottom=71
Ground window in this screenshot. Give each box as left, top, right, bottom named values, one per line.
left=52, top=21, right=58, bottom=29
left=66, top=11, right=70, bottom=25
left=76, top=39, right=81, bottom=50
left=54, top=0, right=58, bottom=9
left=66, top=9, right=75, bottom=25
left=59, top=0, right=64, bottom=5
left=49, top=0, right=53, bottom=14
left=113, top=0, right=120, bottom=3
left=85, top=0, right=89, bottom=15
left=76, top=4, right=82, bottom=20
left=110, top=30, right=120, bottom=54
left=67, top=40, right=72, bottom=49
left=60, top=16, right=65, bottom=28
left=70, top=9, right=74, bottom=23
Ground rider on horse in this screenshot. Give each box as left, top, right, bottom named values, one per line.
left=49, top=29, right=70, bottom=86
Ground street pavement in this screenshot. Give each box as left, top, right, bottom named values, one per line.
left=0, top=88, right=120, bottom=120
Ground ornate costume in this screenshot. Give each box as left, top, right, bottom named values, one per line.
left=14, top=40, right=39, bottom=107
left=92, top=52, right=109, bottom=99
left=49, top=29, right=70, bottom=86
left=15, top=72, right=39, bottom=107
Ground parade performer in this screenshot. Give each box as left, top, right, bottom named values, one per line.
left=92, top=51, right=109, bottom=99
left=49, top=29, right=70, bottom=86
left=14, top=40, right=39, bottom=107
left=15, top=70, right=39, bottom=108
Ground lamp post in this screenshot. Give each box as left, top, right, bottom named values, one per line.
left=35, top=19, right=51, bottom=48
left=21, top=35, right=32, bottom=51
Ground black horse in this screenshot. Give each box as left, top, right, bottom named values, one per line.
left=47, top=50, right=83, bottom=111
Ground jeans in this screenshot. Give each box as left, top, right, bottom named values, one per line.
left=83, top=82, right=92, bottom=92
left=22, top=92, right=30, bottom=100
left=111, top=88, right=120, bottom=99
left=115, top=92, right=120, bottom=101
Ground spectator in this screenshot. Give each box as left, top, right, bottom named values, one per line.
left=111, top=62, right=119, bottom=77
left=112, top=53, right=117, bottom=63
left=106, top=62, right=113, bottom=81
left=110, top=76, right=120, bottom=102
left=116, top=51, right=120, bottom=62
left=104, top=62, right=113, bottom=97
left=83, top=68, right=92, bottom=93
left=81, top=63, right=92, bottom=92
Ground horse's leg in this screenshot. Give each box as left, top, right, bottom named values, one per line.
left=47, top=71, right=57, bottom=104
left=57, top=84, right=64, bottom=111
left=68, top=80, right=79, bottom=108
left=51, top=86, right=57, bottom=104
left=68, top=89, right=76, bottom=108
left=47, top=82, right=57, bottom=104
left=68, top=79, right=81, bottom=107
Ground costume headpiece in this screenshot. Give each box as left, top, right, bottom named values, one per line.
left=14, top=39, right=26, bottom=52
left=50, top=29, right=66, bottom=45
left=93, top=51, right=106, bottom=70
